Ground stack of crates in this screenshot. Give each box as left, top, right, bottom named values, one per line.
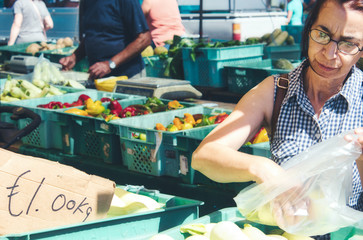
left=111, top=106, right=230, bottom=177
left=182, top=44, right=264, bottom=88
left=225, top=59, right=302, bottom=95
left=5, top=90, right=142, bottom=163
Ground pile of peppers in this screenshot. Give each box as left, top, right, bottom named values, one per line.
left=155, top=112, right=229, bottom=132
left=37, top=94, right=91, bottom=109
left=39, top=94, right=185, bottom=122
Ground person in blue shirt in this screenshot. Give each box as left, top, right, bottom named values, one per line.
left=286, top=0, right=303, bottom=25
left=59, top=0, right=151, bottom=80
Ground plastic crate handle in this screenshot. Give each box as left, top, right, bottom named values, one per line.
left=124, top=185, right=160, bottom=196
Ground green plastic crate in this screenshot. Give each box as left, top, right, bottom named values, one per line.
left=154, top=207, right=281, bottom=239
left=263, top=44, right=302, bottom=60
left=11, top=91, right=142, bottom=152
left=112, top=106, right=230, bottom=176
left=62, top=98, right=195, bottom=164
left=281, top=24, right=305, bottom=43
left=143, top=56, right=169, bottom=78
left=175, top=127, right=269, bottom=192
left=182, top=44, right=264, bottom=87
left=155, top=207, right=363, bottom=240
left=0, top=185, right=203, bottom=240
left=225, top=59, right=302, bottom=94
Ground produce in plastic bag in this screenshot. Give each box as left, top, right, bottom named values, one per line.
left=234, top=131, right=363, bottom=236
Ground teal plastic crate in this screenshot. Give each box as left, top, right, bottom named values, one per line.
left=153, top=207, right=281, bottom=239
left=111, top=106, right=230, bottom=176
left=155, top=207, right=363, bottom=240
left=143, top=56, right=169, bottom=78
left=182, top=44, right=264, bottom=87
left=0, top=185, right=203, bottom=240
left=62, top=97, right=195, bottom=164
left=263, top=44, right=302, bottom=60
left=281, top=24, right=304, bottom=43
left=11, top=91, right=142, bottom=152
left=225, top=59, right=302, bottom=94
left=175, top=127, right=269, bottom=192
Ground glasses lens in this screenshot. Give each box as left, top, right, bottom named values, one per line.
left=311, top=29, right=330, bottom=44
left=338, top=41, right=359, bottom=55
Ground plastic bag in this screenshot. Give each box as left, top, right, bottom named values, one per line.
left=234, top=130, right=363, bottom=236
left=32, top=54, right=65, bottom=86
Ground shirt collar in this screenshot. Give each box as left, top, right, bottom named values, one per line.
left=282, top=59, right=361, bottom=108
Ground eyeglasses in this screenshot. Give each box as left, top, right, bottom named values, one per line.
left=309, top=29, right=363, bottom=55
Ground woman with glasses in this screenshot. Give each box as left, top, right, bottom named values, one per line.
left=192, top=0, right=363, bottom=239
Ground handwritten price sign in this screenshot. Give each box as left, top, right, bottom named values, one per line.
left=0, top=149, right=115, bottom=235
left=7, top=170, right=92, bottom=222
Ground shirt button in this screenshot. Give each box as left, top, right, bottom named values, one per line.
left=315, top=132, right=321, bottom=139
left=324, top=109, right=329, bottom=114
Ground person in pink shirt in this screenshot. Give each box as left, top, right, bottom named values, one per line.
left=141, top=0, right=185, bottom=47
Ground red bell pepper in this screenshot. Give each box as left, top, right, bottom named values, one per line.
left=63, top=102, right=72, bottom=108
left=109, top=100, right=123, bottom=117
left=121, top=106, right=136, bottom=118
left=47, top=101, right=63, bottom=109
left=215, top=113, right=228, bottom=124
left=78, top=94, right=91, bottom=104
left=101, top=97, right=112, bottom=102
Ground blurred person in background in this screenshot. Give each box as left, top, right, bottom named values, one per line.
left=303, top=0, right=317, bottom=11
left=59, top=0, right=151, bottom=80
left=7, top=0, right=53, bottom=45
left=192, top=0, right=363, bottom=239
left=141, top=0, right=185, bottom=48
left=286, top=0, right=303, bottom=25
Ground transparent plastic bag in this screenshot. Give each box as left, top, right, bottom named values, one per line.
left=234, top=130, right=363, bottom=236
left=32, top=54, right=65, bottom=85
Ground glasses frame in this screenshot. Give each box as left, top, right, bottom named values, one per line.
left=309, top=29, right=363, bottom=55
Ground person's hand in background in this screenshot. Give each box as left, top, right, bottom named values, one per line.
left=59, top=53, right=77, bottom=71
left=88, top=61, right=112, bottom=80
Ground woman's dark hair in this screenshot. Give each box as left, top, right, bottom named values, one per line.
left=302, top=0, right=363, bottom=58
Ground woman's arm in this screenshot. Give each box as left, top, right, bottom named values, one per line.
left=43, top=15, right=54, bottom=31
left=192, top=76, right=286, bottom=184
left=8, top=13, right=23, bottom=46
left=286, top=10, right=293, bottom=25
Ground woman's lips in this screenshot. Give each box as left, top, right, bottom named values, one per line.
left=318, top=62, right=336, bottom=71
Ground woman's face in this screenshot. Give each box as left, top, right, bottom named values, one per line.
left=308, top=0, right=363, bottom=80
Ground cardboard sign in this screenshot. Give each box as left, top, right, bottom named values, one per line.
left=0, top=148, right=115, bottom=235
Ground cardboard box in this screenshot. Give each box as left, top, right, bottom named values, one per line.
left=0, top=148, right=115, bottom=235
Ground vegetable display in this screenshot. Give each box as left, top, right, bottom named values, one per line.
left=0, top=76, right=66, bottom=102
left=152, top=221, right=314, bottom=240
left=60, top=96, right=185, bottom=122
left=155, top=112, right=229, bottom=132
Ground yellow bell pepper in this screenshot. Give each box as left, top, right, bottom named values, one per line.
left=173, top=117, right=183, bottom=130
left=182, top=122, right=194, bottom=130
left=64, top=108, right=88, bottom=116
left=168, top=100, right=184, bottom=110
left=184, top=113, right=196, bottom=125
left=105, top=115, right=120, bottom=122
left=252, top=128, right=269, bottom=144
left=168, top=125, right=179, bottom=132
left=85, top=98, right=105, bottom=116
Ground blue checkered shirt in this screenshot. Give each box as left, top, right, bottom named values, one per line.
left=271, top=59, right=363, bottom=211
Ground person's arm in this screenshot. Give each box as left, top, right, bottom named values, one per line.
left=141, top=0, right=151, bottom=17
left=286, top=10, right=293, bottom=25
left=8, top=13, right=23, bottom=46
left=59, top=40, right=86, bottom=70
left=43, top=15, right=53, bottom=31
left=87, top=30, right=151, bottom=79
left=192, top=76, right=286, bottom=184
